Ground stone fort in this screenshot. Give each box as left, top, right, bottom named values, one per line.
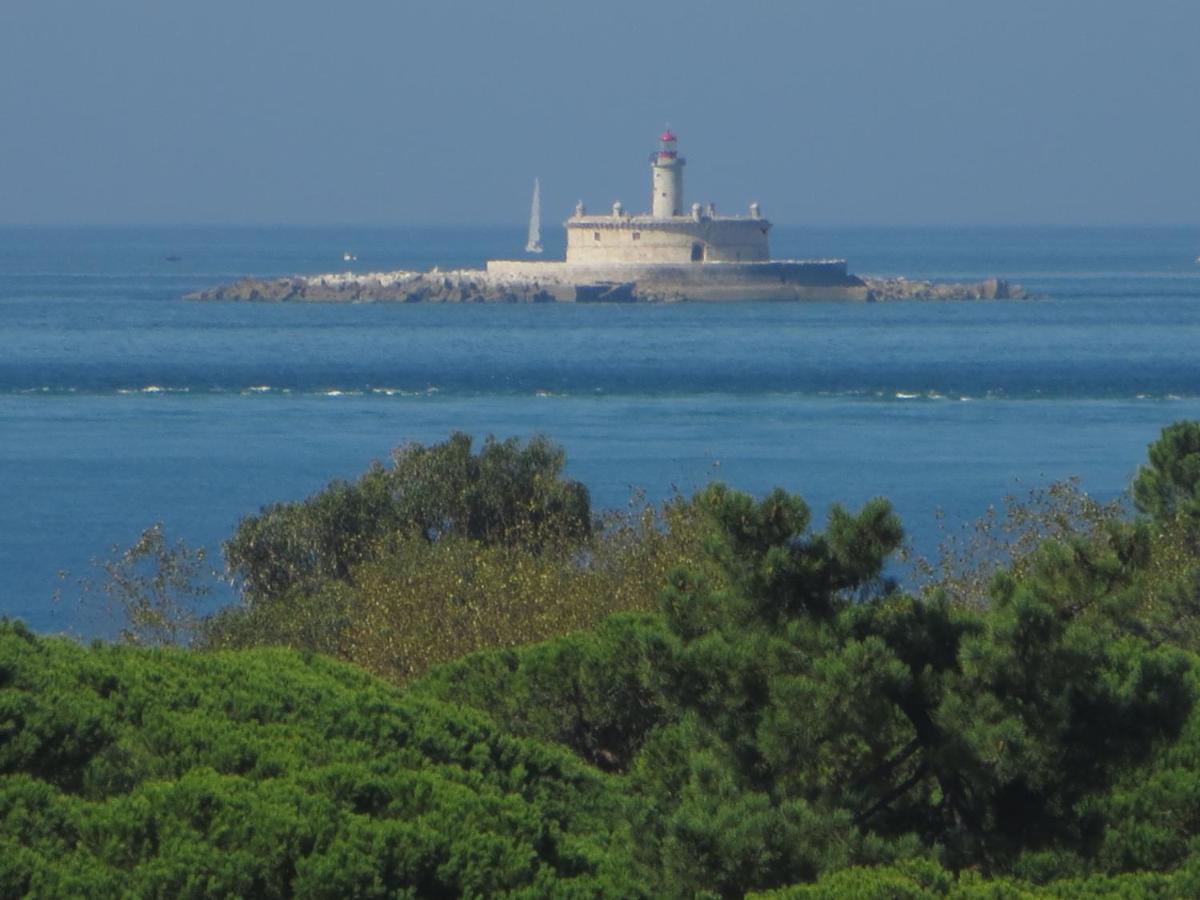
left=486, top=131, right=865, bottom=301
left=564, top=130, right=770, bottom=264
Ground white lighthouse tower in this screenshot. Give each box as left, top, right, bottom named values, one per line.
left=651, top=129, right=685, bottom=218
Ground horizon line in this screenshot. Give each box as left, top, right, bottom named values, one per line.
left=1, top=221, right=1198, bottom=230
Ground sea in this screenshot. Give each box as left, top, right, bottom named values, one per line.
left=2, top=224, right=1199, bottom=634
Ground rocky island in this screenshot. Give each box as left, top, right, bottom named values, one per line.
left=188, top=130, right=1028, bottom=305
left=187, top=269, right=1028, bottom=304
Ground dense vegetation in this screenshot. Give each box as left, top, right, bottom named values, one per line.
left=0, top=623, right=635, bottom=896
left=5, top=423, right=1200, bottom=896
left=202, top=433, right=713, bottom=683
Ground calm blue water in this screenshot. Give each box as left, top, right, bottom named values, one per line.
left=2, top=225, right=1199, bottom=633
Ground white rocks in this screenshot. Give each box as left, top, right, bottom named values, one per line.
left=187, top=267, right=1029, bottom=304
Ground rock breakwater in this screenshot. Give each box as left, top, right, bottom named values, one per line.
left=861, top=276, right=1028, bottom=301
left=187, top=269, right=1028, bottom=304
left=186, top=269, right=560, bottom=304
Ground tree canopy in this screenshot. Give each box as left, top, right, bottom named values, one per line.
left=10, top=422, right=1200, bottom=896
left=223, top=432, right=592, bottom=606
left=0, top=620, right=637, bottom=897
left=1134, top=420, right=1200, bottom=524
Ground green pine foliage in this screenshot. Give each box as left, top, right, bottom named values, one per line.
left=204, top=433, right=708, bottom=683
left=222, top=432, right=592, bottom=608
left=1133, top=421, right=1200, bottom=524
left=415, top=425, right=1200, bottom=896
left=10, top=422, right=1200, bottom=896
left=0, top=621, right=639, bottom=897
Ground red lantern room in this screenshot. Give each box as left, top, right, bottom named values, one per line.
left=658, top=129, right=677, bottom=159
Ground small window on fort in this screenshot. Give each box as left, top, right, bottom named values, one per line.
left=632, top=232, right=641, bottom=240
left=593, top=232, right=600, bottom=241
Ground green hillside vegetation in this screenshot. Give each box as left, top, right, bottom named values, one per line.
left=200, top=432, right=718, bottom=683
left=5, top=422, right=1200, bottom=897
left=0, top=622, right=638, bottom=897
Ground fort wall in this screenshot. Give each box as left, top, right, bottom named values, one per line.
left=565, top=217, right=770, bottom=264
left=485, top=259, right=866, bottom=301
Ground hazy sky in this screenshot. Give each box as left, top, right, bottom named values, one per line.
left=1, top=0, right=1197, bottom=225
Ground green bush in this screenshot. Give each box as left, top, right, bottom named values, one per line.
left=418, top=465, right=1200, bottom=894
left=0, top=621, right=639, bottom=897
left=23, top=421, right=1200, bottom=896
left=1134, top=421, right=1200, bottom=524
left=223, top=432, right=592, bottom=606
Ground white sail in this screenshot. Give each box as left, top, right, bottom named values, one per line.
left=525, top=178, right=543, bottom=253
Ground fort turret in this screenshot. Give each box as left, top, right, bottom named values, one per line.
left=651, top=129, right=685, bottom=217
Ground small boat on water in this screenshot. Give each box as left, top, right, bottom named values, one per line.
left=525, top=178, right=543, bottom=254
left=343, top=252, right=357, bottom=262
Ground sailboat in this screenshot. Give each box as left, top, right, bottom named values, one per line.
left=525, top=178, right=544, bottom=254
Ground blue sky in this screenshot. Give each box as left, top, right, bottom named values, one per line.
left=1, top=0, right=1197, bottom=225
